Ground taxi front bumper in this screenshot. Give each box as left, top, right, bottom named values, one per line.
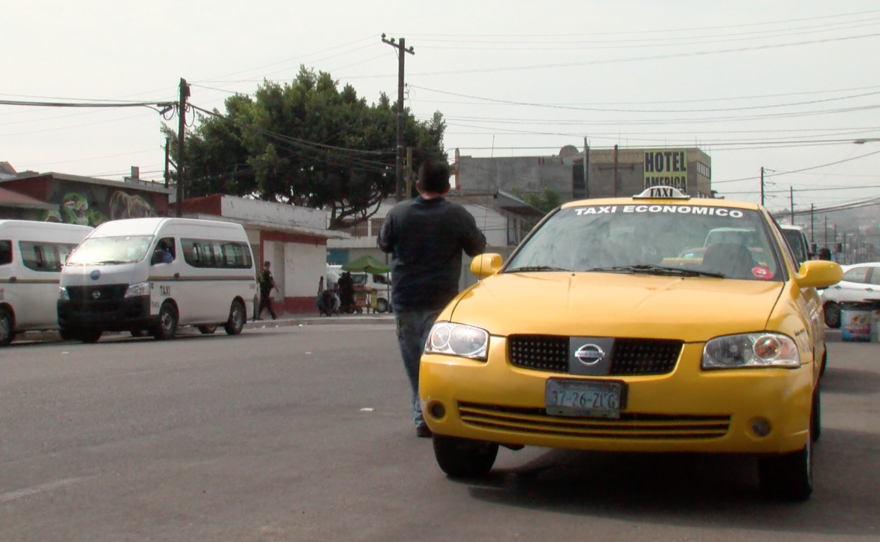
left=419, top=338, right=813, bottom=455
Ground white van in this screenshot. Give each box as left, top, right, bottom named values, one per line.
left=326, top=264, right=392, bottom=313
left=58, top=218, right=257, bottom=343
left=0, top=220, right=93, bottom=346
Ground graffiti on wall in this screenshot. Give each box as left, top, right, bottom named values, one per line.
left=44, top=190, right=158, bottom=226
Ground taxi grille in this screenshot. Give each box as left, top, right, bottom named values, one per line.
left=65, top=284, right=128, bottom=314
left=507, top=336, right=682, bottom=375
left=458, top=402, right=730, bottom=440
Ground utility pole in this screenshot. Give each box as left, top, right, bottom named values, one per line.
left=176, top=78, right=190, bottom=217
left=164, top=137, right=171, bottom=189
left=381, top=34, right=414, bottom=202
left=760, top=167, right=765, bottom=206
left=404, top=147, right=412, bottom=199
left=810, top=204, right=815, bottom=243
left=789, top=186, right=794, bottom=223
left=583, top=137, right=590, bottom=199
left=613, top=144, right=619, bottom=197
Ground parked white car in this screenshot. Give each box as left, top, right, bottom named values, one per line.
left=821, top=262, right=880, bottom=328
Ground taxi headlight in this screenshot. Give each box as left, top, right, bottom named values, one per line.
left=58, top=286, right=69, bottom=301
left=425, top=322, right=489, bottom=360
left=124, top=281, right=150, bottom=298
left=702, top=333, right=800, bottom=369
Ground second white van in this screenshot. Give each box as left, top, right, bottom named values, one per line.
left=58, top=217, right=257, bottom=343
left=0, top=220, right=93, bottom=346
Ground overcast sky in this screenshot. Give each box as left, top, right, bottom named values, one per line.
left=3, top=0, right=880, bottom=217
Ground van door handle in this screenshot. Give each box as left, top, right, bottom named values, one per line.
left=9, top=276, right=16, bottom=283
left=174, top=273, right=180, bottom=280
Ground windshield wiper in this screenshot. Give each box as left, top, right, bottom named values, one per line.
left=505, top=265, right=569, bottom=273
left=586, top=264, right=724, bottom=278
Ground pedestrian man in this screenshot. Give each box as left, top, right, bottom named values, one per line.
left=378, top=158, right=487, bottom=438
left=257, top=261, right=278, bottom=320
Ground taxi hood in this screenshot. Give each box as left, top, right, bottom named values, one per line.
left=447, top=272, right=785, bottom=343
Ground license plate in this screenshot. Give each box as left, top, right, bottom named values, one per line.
left=545, top=379, right=625, bottom=419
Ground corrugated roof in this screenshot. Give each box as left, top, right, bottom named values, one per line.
left=0, top=186, right=55, bottom=209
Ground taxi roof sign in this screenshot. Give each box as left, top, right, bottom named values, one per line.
left=634, top=186, right=690, bottom=200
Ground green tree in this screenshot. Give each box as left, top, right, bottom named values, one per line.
left=511, top=187, right=561, bottom=213
left=164, top=66, right=446, bottom=228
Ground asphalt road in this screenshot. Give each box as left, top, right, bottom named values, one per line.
left=1, top=324, right=878, bottom=542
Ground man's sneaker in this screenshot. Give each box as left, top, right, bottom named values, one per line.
left=416, top=424, right=432, bottom=438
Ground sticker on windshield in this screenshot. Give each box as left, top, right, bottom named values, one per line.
left=752, top=266, right=772, bottom=280
left=572, top=205, right=744, bottom=218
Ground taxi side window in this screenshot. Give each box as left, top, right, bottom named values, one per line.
left=869, top=268, right=880, bottom=286
left=843, top=267, right=869, bottom=284
left=0, top=240, right=11, bottom=265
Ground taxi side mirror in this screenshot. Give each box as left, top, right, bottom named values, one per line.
left=796, top=260, right=843, bottom=289
left=470, top=253, right=503, bottom=278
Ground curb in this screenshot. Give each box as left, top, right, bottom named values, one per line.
left=244, top=314, right=395, bottom=330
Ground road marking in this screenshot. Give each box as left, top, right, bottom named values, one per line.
left=0, top=477, right=85, bottom=503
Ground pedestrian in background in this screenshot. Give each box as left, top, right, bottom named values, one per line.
left=378, top=158, right=487, bottom=438
left=257, top=261, right=278, bottom=320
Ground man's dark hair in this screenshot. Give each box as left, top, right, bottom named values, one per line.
left=418, top=159, right=450, bottom=194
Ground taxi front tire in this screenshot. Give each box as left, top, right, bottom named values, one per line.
left=432, top=434, right=499, bottom=478
left=758, top=411, right=814, bottom=501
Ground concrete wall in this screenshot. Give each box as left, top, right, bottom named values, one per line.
left=458, top=147, right=713, bottom=202
left=458, top=155, right=575, bottom=200
left=220, top=196, right=326, bottom=230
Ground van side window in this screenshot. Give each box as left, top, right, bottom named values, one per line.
left=181, top=238, right=252, bottom=269
left=19, top=242, right=63, bottom=272
left=0, top=240, right=11, bottom=265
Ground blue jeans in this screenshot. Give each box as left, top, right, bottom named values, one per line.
left=396, top=308, right=442, bottom=427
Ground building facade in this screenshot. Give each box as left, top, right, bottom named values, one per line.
left=454, top=145, right=713, bottom=203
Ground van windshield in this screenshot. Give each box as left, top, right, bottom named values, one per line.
left=67, top=235, right=153, bottom=265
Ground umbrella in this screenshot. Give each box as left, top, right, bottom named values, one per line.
left=341, top=255, right=391, bottom=275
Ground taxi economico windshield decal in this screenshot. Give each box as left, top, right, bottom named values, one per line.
left=573, top=205, right=746, bottom=218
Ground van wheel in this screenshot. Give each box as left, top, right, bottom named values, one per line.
left=759, top=414, right=813, bottom=501
left=0, top=308, right=13, bottom=347
left=432, top=434, right=499, bottom=478
left=224, top=300, right=246, bottom=336
left=198, top=325, right=217, bottom=335
left=824, top=302, right=841, bottom=329
left=81, top=330, right=103, bottom=344
left=376, top=298, right=389, bottom=313
left=59, top=328, right=77, bottom=341
left=153, top=303, right=178, bottom=341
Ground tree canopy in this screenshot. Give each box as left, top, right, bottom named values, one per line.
left=164, top=67, right=446, bottom=228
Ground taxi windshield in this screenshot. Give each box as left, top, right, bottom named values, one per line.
left=66, top=235, right=153, bottom=265
left=506, top=204, right=782, bottom=281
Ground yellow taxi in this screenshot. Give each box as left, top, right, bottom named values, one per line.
left=419, top=186, right=842, bottom=501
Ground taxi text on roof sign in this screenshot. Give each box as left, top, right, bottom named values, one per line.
left=644, top=150, right=687, bottom=192
left=634, top=186, right=691, bottom=200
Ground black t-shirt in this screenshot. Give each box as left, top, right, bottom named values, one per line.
left=377, top=196, right=486, bottom=311
left=259, top=269, right=274, bottom=296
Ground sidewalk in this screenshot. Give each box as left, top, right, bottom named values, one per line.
left=245, top=312, right=395, bottom=330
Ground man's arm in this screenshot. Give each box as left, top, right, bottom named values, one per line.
left=460, top=208, right=487, bottom=257
left=377, top=213, right=395, bottom=254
